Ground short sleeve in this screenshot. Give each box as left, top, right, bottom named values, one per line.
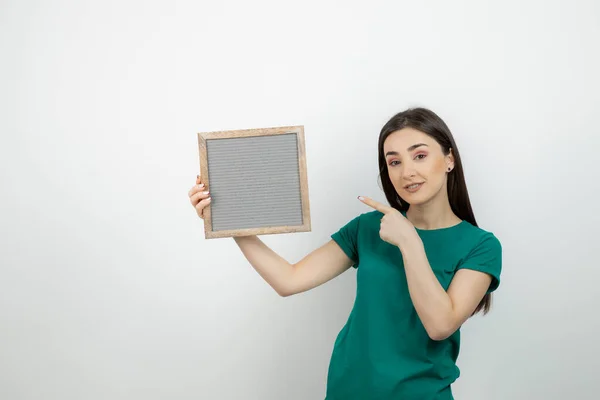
left=330, top=214, right=361, bottom=268
left=457, top=233, right=502, bottom=293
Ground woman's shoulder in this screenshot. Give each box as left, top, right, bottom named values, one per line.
left=357, top=210, right=385, bottom=225
left=459, top=220, right=502, bottom=252
left=335, top=210, right=383, bottom=236
left=461, top=219, right=498, bottom=237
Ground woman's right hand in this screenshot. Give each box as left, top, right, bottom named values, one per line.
left=188, top=175, right=211, bottom=219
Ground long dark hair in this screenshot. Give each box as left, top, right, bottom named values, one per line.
left=377, top=107, right=491, bottom=315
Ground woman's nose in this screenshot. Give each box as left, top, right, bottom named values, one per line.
left=402, top=164, right=417, bottom=178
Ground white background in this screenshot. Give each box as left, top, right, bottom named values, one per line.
left=1, top=0, right=599, bottom=399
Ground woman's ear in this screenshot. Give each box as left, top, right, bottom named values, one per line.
left=446, top=148, right=455, bottom=171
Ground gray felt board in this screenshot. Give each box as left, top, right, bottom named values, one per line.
left=206, top=133, right=304, bottom=231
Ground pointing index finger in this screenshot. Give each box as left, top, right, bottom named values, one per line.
left=358, top=196, right=393, bottom=214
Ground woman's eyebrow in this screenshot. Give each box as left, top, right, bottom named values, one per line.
left=385, top=143, right=428, bottom=157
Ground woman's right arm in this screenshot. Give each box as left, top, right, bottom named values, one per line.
left=233, top=236, right=353, bottom=296
left=189, top=176, right=353, bottom=297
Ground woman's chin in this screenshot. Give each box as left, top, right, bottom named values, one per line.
left=399, top=191, right=430, bottom=206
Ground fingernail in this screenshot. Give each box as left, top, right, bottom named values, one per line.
left=198, top=183, right=204, bottom=188
left=207, top=197, right=212, bottom=202
left=202, top=191, right=209, bottom=194
left=358, top=196, right=364, bottom=200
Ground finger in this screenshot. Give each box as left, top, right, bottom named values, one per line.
left=195, top=197, right=212, bottom=213
left=188, top=183, right=206, bottom=198
left=357, top=196, right=393, bottom=214
left=190, top=190, right=210, bottom=206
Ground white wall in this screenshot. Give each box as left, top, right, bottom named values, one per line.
left=1, top=0, right=598, bottom=399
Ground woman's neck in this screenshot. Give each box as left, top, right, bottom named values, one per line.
left=406, top=194, right=461, bottom=230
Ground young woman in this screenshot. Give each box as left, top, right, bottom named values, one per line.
left=188, top=107, right=502, bottom=400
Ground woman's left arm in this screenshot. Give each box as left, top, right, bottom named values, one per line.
left=400, top=240, right=491, bottom=341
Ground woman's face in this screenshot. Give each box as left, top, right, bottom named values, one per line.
left=383, top=127, right=454, bottom=205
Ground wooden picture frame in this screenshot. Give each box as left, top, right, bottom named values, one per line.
left=197, top=126, right=311, bottom=239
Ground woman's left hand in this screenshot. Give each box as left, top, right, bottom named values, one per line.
left=358, top=196, right=419, bottom=248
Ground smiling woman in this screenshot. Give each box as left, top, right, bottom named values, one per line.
left=378, top=109, right=474, bottom=229
left=376, top=108, right=492, bottom=311
left=188, top=107, right=502, bottom=400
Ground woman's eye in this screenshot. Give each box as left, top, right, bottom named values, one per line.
left=389, top=160, right=400, bottom=166
left=415, top=154, right=427, bottom=160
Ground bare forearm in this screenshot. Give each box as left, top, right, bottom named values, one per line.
left=233, top=236, right=294, bottom=296
left=400, top=241, right=454, bottom=340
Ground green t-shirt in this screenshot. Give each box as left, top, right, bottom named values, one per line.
left=326, top=210, right=502, bottom=400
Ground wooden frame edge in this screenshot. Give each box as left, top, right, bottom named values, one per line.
left=196, top=133, right=213, bottom=237
left=197, top=125, right=311, bottom=239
